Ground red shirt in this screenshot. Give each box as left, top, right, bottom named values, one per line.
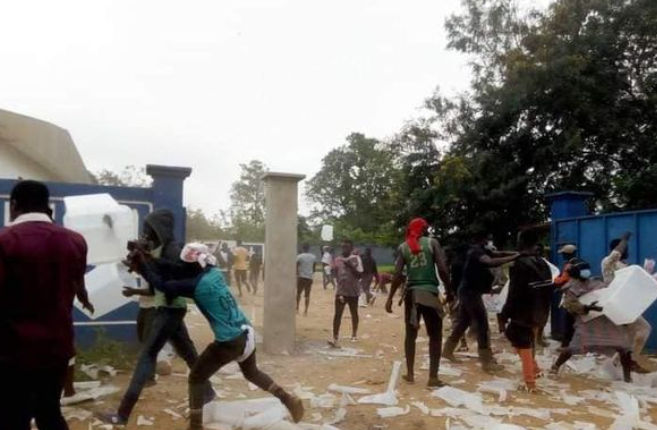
left=0, top=215, right=87, bottom=368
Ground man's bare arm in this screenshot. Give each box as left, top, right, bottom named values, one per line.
left=385, top=252, right=406, bottom=313
left=480, top=253, right=519, bottom=268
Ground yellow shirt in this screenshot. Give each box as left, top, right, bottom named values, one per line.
left=233, top=247, right=249, bottom=271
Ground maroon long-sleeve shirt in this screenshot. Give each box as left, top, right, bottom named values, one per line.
left=0, top=214, right=87, bottom=368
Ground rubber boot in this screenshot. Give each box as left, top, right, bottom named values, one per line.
left=269, top=383, right=304, bottom=423
left=442, top=337, right=462, bottom=363
left=479, top=348, right=504, bottom=373
left=188, top=408, right=203, bottom=430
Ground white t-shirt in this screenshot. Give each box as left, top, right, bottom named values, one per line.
left=321, top=251, right=333, bottom=266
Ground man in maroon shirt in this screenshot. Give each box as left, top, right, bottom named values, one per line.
left=0, top=180, right=88, bottom=430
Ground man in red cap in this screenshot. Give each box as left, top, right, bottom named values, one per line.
left=385, top=218, right=452, bottom=387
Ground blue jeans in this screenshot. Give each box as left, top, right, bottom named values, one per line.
left=118, top=307, right=214, bottom=420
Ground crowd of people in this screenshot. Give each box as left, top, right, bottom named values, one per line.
left=1, top=179, right=654, bottom=429
left=297, top=218, right=654, bottom=393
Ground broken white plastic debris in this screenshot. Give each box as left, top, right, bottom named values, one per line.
left=411, top=401, right=430, bottom=415
left=60, top=385, right=120, bottom=406
left=432, top=386, right=487, bottom=415
left=326, top=407, right=347, bottom=425
left=559, top=390, right=585, bottom=406
left=310, top=393, right=337, bottom=409
left=358, top=361, right=401, bottom=406
left=61, top=407, right=92, bottom=421
left=204, top=398, right=281, bottom=426
left=73, top=381, right=102, bottom=390
left=377, top=405, right=410, bottom=418
left=163, top=408, right=183, bottom=419
left=610, top=391, right=640, bottom=430
left=293, top=385, right=316, bottom=400
left=491, top=425, right=526, bottom=430
left=137, top=415, right=154, bottom=426
left=317, top=347, right=372, bottom=358
left=242, top=404, right=288, bottom=429
left=327, top=384, right=370, bottom=395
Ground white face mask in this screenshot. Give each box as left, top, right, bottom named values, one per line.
left=580, top=269, right=592, bottom=279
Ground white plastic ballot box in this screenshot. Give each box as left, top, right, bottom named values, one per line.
left=78, top=263, right=139, bottom=319
left=579, top=265, right=657, bottom=324
left=63, top=194, right=137, bottom=265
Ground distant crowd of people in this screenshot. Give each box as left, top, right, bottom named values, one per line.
left=213, top=240, right=263, bottom=297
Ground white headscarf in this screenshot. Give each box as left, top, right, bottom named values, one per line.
left=180, top=242, right=217, bottom=268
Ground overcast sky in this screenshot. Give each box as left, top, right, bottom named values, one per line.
left=1, top=0, right=549, bottom=216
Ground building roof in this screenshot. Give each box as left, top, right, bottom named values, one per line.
left=0, top=108, right=91, bottom=183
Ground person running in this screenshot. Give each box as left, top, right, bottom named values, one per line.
left=99, top=210, right=214, bottom=426
left=329, top=239, right=363, bottom=347
left=500, top=230, right=553, bottom=392
left=233, top=240, right=252, bottom=296
left=0, top=181, right=88, bottom=430
left=601, top=232, right=651, bottom=373
left=249, top=248, right=263, bottom=294
left=360, top=248, right=379, bottom=304
left=296, top=244, right=316, bottom=316
left=443, top=229, right=520, bottom=373
left=130, top=243, right=304, bottom=429
left=215, top=242, right=233, bottom=286
left=554, top=244, right=578, bottom=348
left=385, top=218, right=452, bottom=387
left=550, top=260, right=634, bottom=382
left=321, top=246, right=336, bottom=289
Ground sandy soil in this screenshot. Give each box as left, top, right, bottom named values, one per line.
left=67, top=277, right=657, bottom=430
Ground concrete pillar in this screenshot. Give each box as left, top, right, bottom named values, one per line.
left=262, top=172, right=305, bottom=354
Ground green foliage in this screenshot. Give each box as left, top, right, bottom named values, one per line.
left=186, top=208, right=226, bottom=241
left=92, top=165, right=152, bottom=187
left=306, top=133, right=401, bottom=246
left=229, top=160, right=267, bottom=242
left=313, top=0, right=657, bottom=248
left=76, top=328, right=136, bottom=371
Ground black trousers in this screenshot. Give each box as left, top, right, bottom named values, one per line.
left=333, top=296, right=359, bottom=339
left=118, top=307, right=213, bottom=420
left=446, top=290, right=490, bottom=350
left=0, top=361, right=69, bottom=430
left=404, top=293, right=443, bottom=378
left=188, top=333, right=273, bottom=410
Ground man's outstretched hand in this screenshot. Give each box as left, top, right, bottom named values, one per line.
left=82, top=301, right=95, bottom=314
left=122, top=287, right=140, bottom=297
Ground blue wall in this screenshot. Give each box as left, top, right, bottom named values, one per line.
left=549, top=192, right=657, bottom=351
left=0, top=164, right=191, bottom=348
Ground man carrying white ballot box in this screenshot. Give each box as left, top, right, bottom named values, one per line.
left=601, top=232, right=652, bottom=373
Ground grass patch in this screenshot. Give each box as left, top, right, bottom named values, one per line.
left=75, top=328, right=138, bottom=379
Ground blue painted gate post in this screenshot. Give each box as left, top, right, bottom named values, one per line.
left=546, top=191, right=593, bottom=340
left=146, top=164, right=192, bottom=241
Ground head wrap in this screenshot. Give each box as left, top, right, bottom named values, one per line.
left=406, top=218, right=429, bottom=255
left=180, top=242, right=217, bottom=268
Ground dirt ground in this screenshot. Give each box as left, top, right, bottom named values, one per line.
left=67, top=276, right=657, bottom=430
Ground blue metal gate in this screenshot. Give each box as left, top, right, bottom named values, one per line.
left=549, top=192, right=657, bottom=351
left=0, top=164, right=191, bottom=347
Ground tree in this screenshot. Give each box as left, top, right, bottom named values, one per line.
left=306, top=133, right=400, bottom=246
left=186, top=208, right=226, bottom=241
left=93, top=165, right=152, bottom=187
left=394, top=0, right=657, bottom=246
left=229, top=160, right=268, bottom=241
